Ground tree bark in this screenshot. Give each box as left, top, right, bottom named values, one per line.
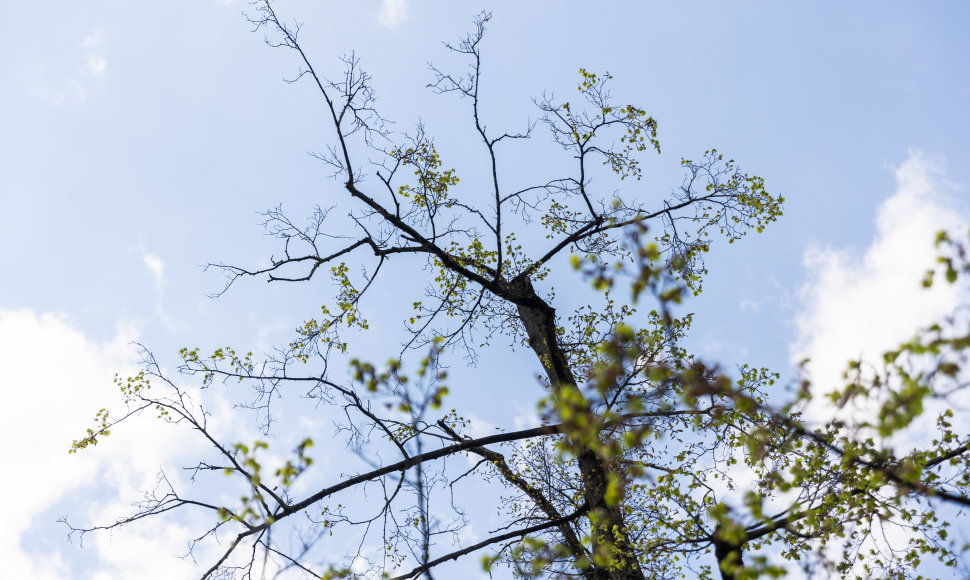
left=508, top=274, right=644, bottom=580
left=713, top=525, right=745, bottom=580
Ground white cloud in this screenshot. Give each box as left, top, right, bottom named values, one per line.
left=377, top=0, right=409, bottom=29
left=792, top=150, right=968, bottom=399
left=87, top=518, right=201, bottom=580
left=0, top=309, right=208, bottom=578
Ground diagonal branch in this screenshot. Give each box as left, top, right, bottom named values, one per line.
left=389, top=504, right=590, bottom=580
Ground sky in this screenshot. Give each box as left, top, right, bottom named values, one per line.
left=1, top=1, right=969, bottom=578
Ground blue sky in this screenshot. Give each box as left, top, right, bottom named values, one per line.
left=2, top=1, right=969, bottom=578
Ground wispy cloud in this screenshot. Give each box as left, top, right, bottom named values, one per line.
left=29, top=29, right=109, bottom=106
left=137, top=245, right=189, bottom=333
left=738, top=298, right=761, bottom=313
left=377, top=0, right=409, bottom=29
left=141, top=250, right=165, bottom=286
left=81, top=32, right=107, bottom=76
left=41, top=29, right=108, bottom=106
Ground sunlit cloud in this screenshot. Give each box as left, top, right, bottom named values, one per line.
left=0, top=309, right=248, bottom=578
left=792, top=150, right=968, bottom=399
left=788, top=150, right=970, bottom=575
left=0, top=311, right=162, bottom=576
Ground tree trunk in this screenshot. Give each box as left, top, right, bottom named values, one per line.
left=713, top=525, right=745, bottom=580
left=509, top=275, right=644, bottom=580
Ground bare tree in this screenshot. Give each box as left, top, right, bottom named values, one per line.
left=68, top=4, right=970, bottom=580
